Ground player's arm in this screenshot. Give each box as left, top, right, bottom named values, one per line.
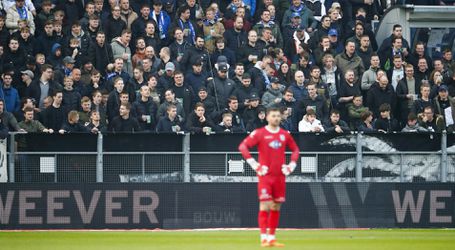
left=238, top=130, right=268, bottom=176
left=282, top=133, right=300, bottom=176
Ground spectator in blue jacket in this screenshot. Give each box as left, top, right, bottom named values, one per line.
left=2, top=72, right=19, bottom=113
left=150, top=0, right=171, bottom=44
left=288, top=70, right=308, bottom=101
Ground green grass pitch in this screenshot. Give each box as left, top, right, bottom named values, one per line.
left=1, top=229, right=454, bottom=250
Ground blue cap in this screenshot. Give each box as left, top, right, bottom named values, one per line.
left=296, top=24, right=306, bottom=32
left=328, top=28, right=338, bottom=36
left=439, top=85, right=448, bottom=92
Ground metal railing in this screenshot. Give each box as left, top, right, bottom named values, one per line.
left=5, top=132, right=452, bottom=183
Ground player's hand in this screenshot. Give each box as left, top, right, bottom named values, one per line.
left=256, top=165, right=269, bottom=176
left=246, top=158, right=268, bottom=176
left=282, top=161, right=297, bottom=176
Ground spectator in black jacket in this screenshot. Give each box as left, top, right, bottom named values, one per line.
left=131, top=5, right=154, bottom=42
left=367, top=75, right=396, bottom=118
left=156, top=104, right=184, bottom=133
left=103, top=6, right=127, bottom=42
left=169, top=27, right=192, bottom=64
left=411, top=83, right=435, bottom=117
left=84, top=14, right=102, bottom=42
left=357, top=110, right=376, bottom=132
left=242, top=93, right=261, bottom=126
left=86, top=110, right=107, bottom=134
left=168, top=71, right=194, bottom=116
left=0, top=117, right=9, bottom=139
left=35, top=20, right=57, bottom=57
left=27, top=64, right=61, bottom=110
left=308, top=15, right=331, bottom=50
left=40, top=90, right=66, bottom=131
left=133, top=85, right=158, bottom=131
left=324, top=110, right=351, bottom=134
left=62, top=76, right=81, bottom=113
left=0, top=99, right=22, bottom=132
left=237, top=30, right=264, bottom=71
left=395, top=64, right=419, bottom=125
left=207, top=64, right=236, bottom=109
left=3, top=37, right=26, bottom=72
left=215, top=112, right=245, bottom=133
left=211, top=38, right=236, bottom=69
left=378, top=24, right=410, bottom=60
left=233, top=73, right=259, bottom=113
left=59, top=110, right=90, bottom=134
left=294, top=82, right=329, bottom=126
left=185, top=59, right=208, bottom=94
left=88, top=31, right=114, bottom=76
left=246, top=107, right=267, bottom=132
left=374, top=103, right=400, bottom=132
left=407, top=42, right=433, bottom=72
left=418, top=106, right=444, bottom=133
left=65, top=21, right=91, bottom=58
left=186, top=102, right=215, bottom=134
left=109, top=103, right=141, bottom=132
left=196, top=87, right=216, bottom=119
left=222, top=96, right=245, bottom=130
left=106, top=77, right=127, bottom=122
left=223, top=16, right=247, bottom=52
left=180, top=36, right=210, bottom=73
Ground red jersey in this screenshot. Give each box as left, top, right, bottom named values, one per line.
left=238, top=127, right=300, bottom=176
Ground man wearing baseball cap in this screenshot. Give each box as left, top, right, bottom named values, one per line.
left=434, top=84, right=455, bottom=131
left=233, top=73, right=259, bottom=113
left=282, top=12, right=301, bottom=45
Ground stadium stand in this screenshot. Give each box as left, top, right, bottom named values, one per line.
left=0, top=0, right=453, bottom=135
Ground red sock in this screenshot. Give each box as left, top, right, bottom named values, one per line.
left=268, top=210, right=280, bottom=236
left=258, top=210, right=269, bottom=234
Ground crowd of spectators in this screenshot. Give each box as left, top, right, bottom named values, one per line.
left=0, top=0, right=454, bottom=136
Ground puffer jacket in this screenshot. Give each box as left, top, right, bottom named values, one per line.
left=261, top=85, right=285, bottom=108
left=5, top=5, right=35, bottom=34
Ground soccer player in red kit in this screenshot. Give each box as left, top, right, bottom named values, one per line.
left=238, top=107, right=300, bottom=247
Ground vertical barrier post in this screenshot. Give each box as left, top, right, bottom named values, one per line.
left=441, top=131, right=447, bottom=183
left=54, top=154, right=58, bottom=183
left=8, top=133, right=15, bottom=183
left=400, top=154, right=404, bottom=182
left=355, top=132, right=363, bottom=182
left=96, top=132, right=103, bottom=182
left=183, top=133, right=190, bottom=182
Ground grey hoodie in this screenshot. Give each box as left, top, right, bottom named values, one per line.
left=262, top=85, right=285, bottom=108
left=401, top=123, right=428, bottom=133
left=110, top=38, right=133, bottom=75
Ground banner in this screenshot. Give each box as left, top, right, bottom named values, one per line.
left=0, top=139, right=6, bottom=183
left=0, top=183, right=453, bottom=229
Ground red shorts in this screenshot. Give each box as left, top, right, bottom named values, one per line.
left=257, top=175, right=286, bottom=203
